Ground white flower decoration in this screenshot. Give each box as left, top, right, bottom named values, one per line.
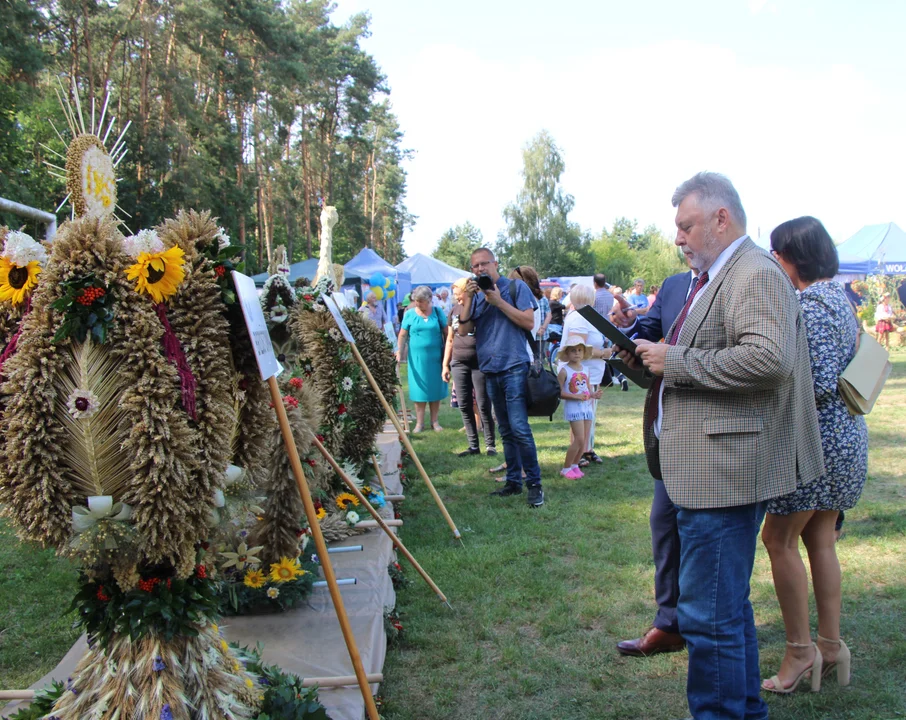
left=220, top=542, right=264, bottom=570
left=3, top=231, right=48, bottom=266
left=215, top=227, right=231, bottom=250
left=266, top=587, right=280, bottom=599
left=122, top=229, right=163, bottom=259
left=341, top=377, right=354, bottom=391
left=269, top=303, right=288, bottom=324
left=81, top=145, right=116, bottom=218
left=328, top=327, right=342, bottom=341
left=346, top=510, right=360, bottom=526
left=300, top=533, right=310, bottom=551
left=66, top=389, right=100, bottom=419
left=312, top=302, right=326, bottom=312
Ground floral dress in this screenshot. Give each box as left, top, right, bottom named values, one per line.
left=768, top=281, right=869, bottom=515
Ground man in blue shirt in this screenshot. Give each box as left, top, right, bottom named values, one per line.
left=458, top=248, right=543, bottom=507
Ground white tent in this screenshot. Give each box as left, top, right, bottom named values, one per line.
left=395, top=253, right=470, bottom=288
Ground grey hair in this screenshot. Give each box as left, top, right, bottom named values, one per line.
left=365, top=291, right=377, bottom=302
left=672, top=172, right=747, bottom=230
left=569, top=284, right=595, bottom=308
left=412, top=285, right=434, bottom=302
left=634, top=278, right=645, bottom=285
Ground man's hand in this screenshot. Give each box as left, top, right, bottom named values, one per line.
left=635, top=339, right=668, bottom=377
left=484, top=283, right=503, bottom=307
left=614, top=346, right=640, bottom=370
left=464, top=279, right=479, bottom=296
left=611, top=304, right=637, bottom=328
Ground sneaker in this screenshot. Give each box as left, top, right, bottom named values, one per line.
left=565, top=468, right=583, bottom=480
left=457, top=448, right=480, bottom=457
left=486, top=447, right=498, bottom=456
left=490, top=483, right=522, bottom=498
left=621, top=379, right=630, bottom=392
left=527, top=486, right=544, bottom=507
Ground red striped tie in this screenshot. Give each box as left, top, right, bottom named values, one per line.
left=644, top=271, right=708, bottom=428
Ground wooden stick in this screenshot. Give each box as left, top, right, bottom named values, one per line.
left=370, top=453, right=388, bottom=495
left=312, top=436, right=449, bottom=604
left=349, top=343, right=462, bottom=541
left=267, top=378, right=380, bottom=720
left=301, top=673, right=382, bottom=688
left=0, top=689, right=33, bottom=700
left=396, top=363, right=411, bottom=433
left=384, top=494, right=404, bottom=502
left=354, top=519, right=402, bottom=529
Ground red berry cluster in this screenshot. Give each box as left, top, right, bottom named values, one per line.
left=337, top=403, right=347, bottom=415
left=214, top=264, right=226, bottom=278
left=305, top=458, right=317, bottom=467
left=283, top=395, right=299, bottom=409
left=315, top=434, right=325, bottom=443
left=303, top=294, right=313, bottom=301
left=96, top=585, right=110, bottom=602
left=76, top=287, right=105, bottom=306
left=195, top=565, right=207, bottom=579
left=138, top=577, right=162, bottom=592
left=289, top=377, right=304, bottom=390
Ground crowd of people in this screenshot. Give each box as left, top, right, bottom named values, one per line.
left=364, top=171, right=880, bottom=720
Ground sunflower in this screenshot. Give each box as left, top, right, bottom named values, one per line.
left=315, top=506, right=326, bottom=521
left=243, top=569, right=266, bottom=589
left=335, top=492, right=359, bottom=511
left=0, top=258, right=41, bottom=306
left=269, top=557, right=303, bottom=583
left=125, top=246, right=186, bottom=303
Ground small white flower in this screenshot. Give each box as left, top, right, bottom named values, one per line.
left=346, top=510, right=360, bottom=526
left=328, top=327, right=342, bottom=341
left=3, top=230, right=48, bottom=267
left=66, top=389, right=100, bottom=419
left=266, top=587, right=279, bottom=599
left=300, top=533, right=310, bottom=551
left=215, top=227, right=231, bottom=250
left=341, top=377, right=354, bottom=391
left=220, top=542, right=264, bottom=570
left=269, top=303, right=288, bottom=324
left=122, top=229, right=163, bottom=259
left=312, top=302, right=326, bottom=312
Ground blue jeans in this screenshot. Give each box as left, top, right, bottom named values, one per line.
left=484, top=363, right=541, bottom=488
left=676, top=502, right=768, bottom=720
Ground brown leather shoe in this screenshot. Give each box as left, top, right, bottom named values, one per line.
left=616, top=627, right=685, bottom=657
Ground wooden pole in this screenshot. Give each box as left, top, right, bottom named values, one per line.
left=301, top=673, right=383, bottom=688
left=370, top=453, right=388, bottom=495
left=349, top=343, right=462, bottom=541
left=0, top=690, right=33, bottom=701
left=396, top=364, right=410, bottom=433
left=267, top=378, right=381, bottom=720
left=354, top=519, right=402, bottom=529
left=312, top=436, right=449, bottom=604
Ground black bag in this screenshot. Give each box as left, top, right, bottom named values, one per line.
left=509, top=283, right=561, bottom=420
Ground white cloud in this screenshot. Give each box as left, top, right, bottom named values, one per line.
left=387, top=39, right=906, bottom=257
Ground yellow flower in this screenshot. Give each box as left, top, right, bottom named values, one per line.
left=269, top=557, right=302, bottom=583
left=245, top=677, right=254, bottom=689
left=335, top=492, right=359, bottom=511
left=243, top=569, right=266, bottom=589
left=0, top=258, right=41, bottom=305
left=316, top=506, right=326, bottom=520
left=125, top=246, right=186, bottom=303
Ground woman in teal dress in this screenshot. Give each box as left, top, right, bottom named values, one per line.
left=397, top=285, right=448, bottom=432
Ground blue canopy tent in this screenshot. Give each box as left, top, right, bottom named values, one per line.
left=835, top=223, right=906, bottom=274
left=395, top=253, right=470, bottom=289
left=345, top=247, right=410, bottom=320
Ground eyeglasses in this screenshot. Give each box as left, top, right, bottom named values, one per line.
left=470, top=260, right=494, bottom=271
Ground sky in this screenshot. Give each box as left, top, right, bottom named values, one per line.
left=334, top=0, right=906, bottom=258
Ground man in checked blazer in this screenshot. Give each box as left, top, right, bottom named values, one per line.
left=626, top=172, right=824, bottom=720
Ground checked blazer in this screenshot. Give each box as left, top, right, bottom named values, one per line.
left=642, top=238, right=825, bottom=509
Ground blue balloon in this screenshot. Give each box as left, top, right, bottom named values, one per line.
left=369, top=272, right=385, bottom=288
left=386, top=277, right=396, bottom=291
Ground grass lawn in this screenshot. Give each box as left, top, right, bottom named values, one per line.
left=1, top=355, right=904, bottom=720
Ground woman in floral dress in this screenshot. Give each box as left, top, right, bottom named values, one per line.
left=760, top=216, right=868, bottom=694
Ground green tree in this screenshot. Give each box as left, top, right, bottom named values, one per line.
left=496, top=130, right=591, bottom=276
left=432, top=222, right=483, bottom=271
left=631, top=225, right=687, bottom=289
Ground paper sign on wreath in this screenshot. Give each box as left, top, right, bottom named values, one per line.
left=322, top=293, right=356, bottom=344
left=232, top=270, right=283, bottom=380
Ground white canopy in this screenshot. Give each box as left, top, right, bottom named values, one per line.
left=395, top=253, right=470, bottom=288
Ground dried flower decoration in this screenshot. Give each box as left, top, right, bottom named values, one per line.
left=215, top=227, right=231, bottom=250
left=66, top=388, right=100, bottom=419
left=266, top=587, right=279, bottom=599
left=3, top=230, right=48, bottom=267
left=341, top=376, right=354, bottom=391
left=125, top=246, right=186, bottom=303
left=121, top=229, right=163, bottom=259
left=220, top=542, right=264, bottom=570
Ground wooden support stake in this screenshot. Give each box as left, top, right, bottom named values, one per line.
left=349, top=343, right=462, bottom=541
left=370, top=453, right=388, bottom=495
left=313, top=436, right=449, bottom=604
left=301, top=673, right=383, bottom=688
left=0, top=689, right=33, bottom=701
left=354, top=519, right=402, bottom=529
left=396, top=364, right=411, bottom=433
left=268, top=378, right=380, bottom=720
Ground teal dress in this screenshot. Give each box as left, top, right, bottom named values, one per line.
left=402, top=308, right=449, bottom=403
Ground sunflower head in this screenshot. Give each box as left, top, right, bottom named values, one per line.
left=125, top=246, right=186, bottom=303
left=243, top=569, right=266, bottom=589
left=315, top=506, right=326, bottom=521
left=269, top=557, right=302, bottom=584
left=0, top=258, right=41, bottom=306
left=335, top=492, right=359, bottom=511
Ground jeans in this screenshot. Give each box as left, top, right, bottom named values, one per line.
left=484, top=362, right=541, bottom=488
left=651, top=480, right=680, bottom=634
left=450, top=359, right=496, bottom=451
left=676, top=502, right=768, bottom=720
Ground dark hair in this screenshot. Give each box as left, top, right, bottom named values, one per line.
left=593, top=273, right=608, bottom=288
left=509, top=265, right=543, bottom=299
left=770, top=216, right=839, bottom=282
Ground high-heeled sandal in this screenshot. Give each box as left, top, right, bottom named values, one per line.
left=817, top=634, right=851, bottom=687
left=762, top=640, right=823, bottom=694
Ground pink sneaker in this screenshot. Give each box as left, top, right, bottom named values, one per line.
left=565, top=467, right=584, bottom=480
